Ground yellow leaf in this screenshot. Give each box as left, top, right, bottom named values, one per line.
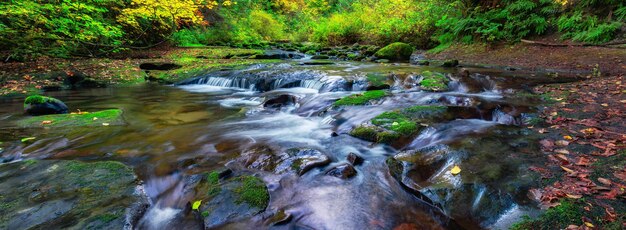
left=564, top=135, right=573, bottom=140
left=102, top=123, right=110, bottom=126
left=561, top=166, right=575, bottom=174
left=93, top=117, right=98, bottom=121
left=450, top=165, right=461, bottom=175
left=584, top=222, right=594, bottom=228
left=192, top=200, right=202, bottom=210
left=566, top=194, right=582, bottom=199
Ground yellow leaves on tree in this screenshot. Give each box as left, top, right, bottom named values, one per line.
left=118, top=0, right=233, bottom=29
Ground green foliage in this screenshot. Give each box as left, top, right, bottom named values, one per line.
left=435, top=0, right=558, bottom=45
left=0, top=0, right=125, bottom=57
left=557, top=11, right=622, bottom=44
left=334, top=90, right=388, bottom=106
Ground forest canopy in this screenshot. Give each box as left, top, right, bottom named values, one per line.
left=0, top=0, right=624, bottom=58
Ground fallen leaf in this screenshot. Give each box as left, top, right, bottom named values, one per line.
left=41, top=120, right=52, bottom=125
left=93, top=117, right=98, bottom=121
left=566, top=194, right=582, bottom=199
left=564, top=135, right=573, bottom=140
left=555, top=140, right=570, bottom=146
left=584, top=222, right=594, bottom=228
left=102, top=123, right=110, bottom=126
left=21, top=137, right=36, bottom=142
left=561, top=166, right=575, bottom=174
left=601, top=103, right=608, bottom=107
left=450, top=165, right=461, bottom=175
left=192, top=200, right=202, bottom=210
left=555, top=149, right=570, bottom=155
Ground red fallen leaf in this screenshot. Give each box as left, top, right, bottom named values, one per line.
left=575, top=157, right=592, bottom=166
left=597, top=189, right=619, bottom=200
left=604, top=206, right=617, bottom=222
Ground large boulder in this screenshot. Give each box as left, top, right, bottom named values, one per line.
left=0, top=160, right=147, bottom=229
left=374, top=42, right=415, bottom=61
left=23, top=95, right=69, bottom=116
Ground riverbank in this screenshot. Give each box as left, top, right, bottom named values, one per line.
left=0, top=46, right=278, bottom=97
left=426, top=43, right=626, bottom=76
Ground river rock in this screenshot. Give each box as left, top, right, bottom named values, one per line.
left=236, top=146, right=330, bottom=176
left=263, top=94, right=297, bottom=108
left=23, top=95, right=69, bottom=116
left=346, top=152, right=364, bottom=165
left=326, top=163, right=357, bottom=179
left=196, top=174, right=269, bottom=229
left=0, top=160, right=147, bottom=229
left=374, top=42, right=414, bottom=61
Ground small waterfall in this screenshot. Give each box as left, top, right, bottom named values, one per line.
left=300, top=79, right=326, bottom=90
left=190, top=76, right=254, bottom=90
left=492, top=109, right=520, bottom=125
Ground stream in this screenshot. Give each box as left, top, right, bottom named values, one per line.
left=0, top=60, right=582, bottom=229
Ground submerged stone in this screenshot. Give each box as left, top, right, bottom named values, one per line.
left=0, top=160, right=146, bottom=229
left=17, top=109, right=125, bottom=128
left=23, top=95, right=69, bottom=116
left=346, top=152, right=364, bottom=165
left=326, top=163, right=357, bottom=179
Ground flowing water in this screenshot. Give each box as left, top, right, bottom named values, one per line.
left=0, top=60, right=582, bottom=229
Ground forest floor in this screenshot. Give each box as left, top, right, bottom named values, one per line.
left=427, top=43, right=626, bottom=75
left=430, top=43, right=626, bottom=229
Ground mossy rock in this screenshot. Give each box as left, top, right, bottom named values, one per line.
left=419, top=71, right=450, bottom=92
left=0, top=160, right=144, bottom=229
left=350, top=106, right=451, bottom=145
left=374, top=42, right=414, bottom=61
left=334, top=90, right=388, bottom=106
left=442, top=59, right=459, bottom=67
left=17, top=109, right=125, bottom=128
left=197, top=174, right=270, bottom=229
left=24, top=95, right=69, bottom=116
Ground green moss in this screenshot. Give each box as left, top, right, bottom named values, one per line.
left=376, top=131, right=400, bottom=144
left=17, top=109, right=124, bottom=128
left=206, top=171, right=222, bottom=197
left=511, top=201, right=583, bottom=230
left=349, top=126, right=378, bottom=142
left=201, top=211, right=210, bottom=217
left=371, top=111, right=408, bottom=125
left=374, top=42, right=414, bottom=61
left=24, top=95, right=51, bottom=105
left=419, top=71, right=449, bottom=91
left=233, top=176, right=269, bottom=209
left=93, top=213, right=120, bottom=224
left=334, top=90, right=388, bottom=106
left=390, top=121, right=417, bottom=135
